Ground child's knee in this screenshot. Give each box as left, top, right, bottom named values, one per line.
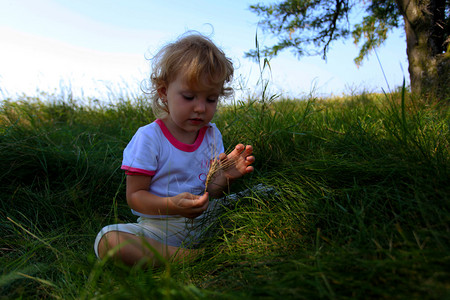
left=97, top=231, right=121, bottom=258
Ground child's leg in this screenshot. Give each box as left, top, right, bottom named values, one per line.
left=97, top=231, right=199, bottom=267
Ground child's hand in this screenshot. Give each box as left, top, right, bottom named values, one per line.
left=170, top=192, right=209, bottom=219
left=219, top=144, right=255, bottom=180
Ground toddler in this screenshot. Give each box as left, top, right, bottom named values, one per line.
left=94, top=33, right=255, bottom=267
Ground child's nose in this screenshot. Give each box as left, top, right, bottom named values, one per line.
left=194, top=99, right=206, bottom=113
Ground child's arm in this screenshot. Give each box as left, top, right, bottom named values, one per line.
left=126, top=175, right=209, bottom=219
left=207, top=144, right=255, bottom=198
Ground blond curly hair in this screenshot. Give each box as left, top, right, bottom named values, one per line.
left=144, top=33, right=234, bottom=118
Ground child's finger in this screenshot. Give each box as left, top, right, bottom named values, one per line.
left=198, top=193, right=209, bottom=212
left=243, top=145, right=253, bottom=155
left=234, top=144, right=252, bottom=157
left=193, top=192, right=208, bottom=205
left=218, top=153, right=227, bottom=161
left=231, top=144, right=245, bottom=155
left=236, top=144, right=244, bottom=151
left=246, top=155, right=255, bottom=164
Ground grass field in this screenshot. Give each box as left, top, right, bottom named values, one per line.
left=0, top=88, right=449, bottom=299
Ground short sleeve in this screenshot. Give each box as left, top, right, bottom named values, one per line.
left=121, top=125, right=159, bottom=176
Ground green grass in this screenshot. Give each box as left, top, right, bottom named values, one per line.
left=0, top=89, right=449, bottom=299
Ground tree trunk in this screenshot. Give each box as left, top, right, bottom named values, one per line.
left=395, top=0, right=449, bottom=102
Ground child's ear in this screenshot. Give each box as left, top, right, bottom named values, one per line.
left=157, top=86, right=167, bottom=100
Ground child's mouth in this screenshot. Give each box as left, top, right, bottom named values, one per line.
left=189, top=118, right=203, bottom=125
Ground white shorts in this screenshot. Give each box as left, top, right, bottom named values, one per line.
left=93, top=198, right=227, bottom=258
left=93, top=184, right=275, bottom=258
left=93, top=215, right=215, bottom=258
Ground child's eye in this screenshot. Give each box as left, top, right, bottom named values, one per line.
left=207, top=98, right=218, bottom=103
left=183, top=95, right=194, bottom=100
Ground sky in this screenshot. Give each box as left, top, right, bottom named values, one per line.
left=0, top=0, right=410, bottom=102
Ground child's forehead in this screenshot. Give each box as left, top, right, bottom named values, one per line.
left=173, top=72, right=222, bottom=94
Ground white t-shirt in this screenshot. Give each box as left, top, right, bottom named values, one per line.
left=121, top=119, right=224, bottom=218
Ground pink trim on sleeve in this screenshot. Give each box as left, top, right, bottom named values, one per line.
left=121, top=165, right=156, bottom=176
left=155, top=119, right=208, bottom=152
left=125, top=171, right=152, bottom=176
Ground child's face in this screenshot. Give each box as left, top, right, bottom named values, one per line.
left=158, top=73, right=221, bottom=136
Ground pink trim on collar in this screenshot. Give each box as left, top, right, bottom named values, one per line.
left=155, top=119, right=208, bottom=152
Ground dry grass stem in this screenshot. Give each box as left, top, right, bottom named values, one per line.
left=204, top=153, right=237, bottom=192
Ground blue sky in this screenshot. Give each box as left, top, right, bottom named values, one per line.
left=0, top=0, right=409, bottom=101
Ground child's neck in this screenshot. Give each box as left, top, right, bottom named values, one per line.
left=160, top=118, right=199, bottom=145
